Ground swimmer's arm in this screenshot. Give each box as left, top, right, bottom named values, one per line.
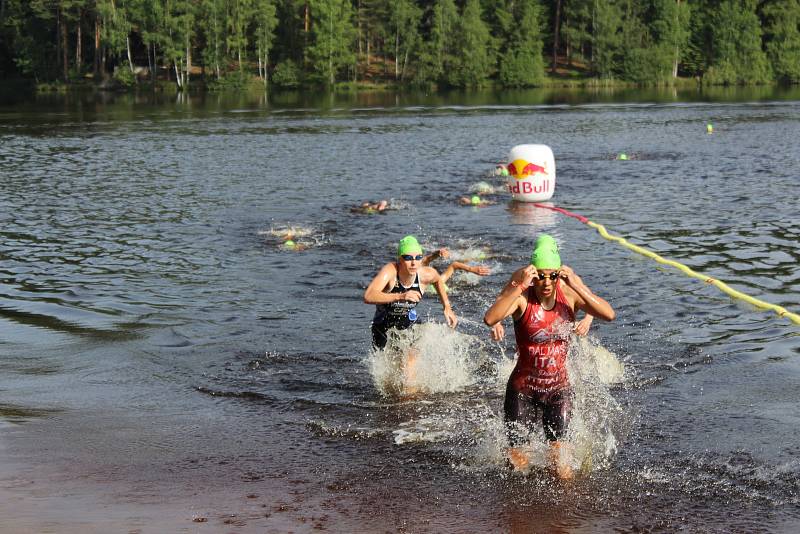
left=363, top=264, right=410, bottom=304
left=455, top=262, right=490, bottom=276
left=442, top=262, right=490, bottom=282
left=560, top=265, right=615, bottom=321
left=423, top=267, right=457, bottom=328
left=421, top=247, right=448, bottom=267
left=484, top=266, right=535, bottom=326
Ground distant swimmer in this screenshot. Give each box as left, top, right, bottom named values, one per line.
left=351, top=200, right=389, bottom=214
left=471, top=181, right=496, bottom=195
left=364, top=236, right=458, bottom=393
left=282, top=238, right=306, bottom=251
left=483, top=234, right=615, bottom=479
left=422, top=247, right=490, bottom=293
left=459, top=195, right=494, bottom=207
left=280, top=233, right=307, bottom=251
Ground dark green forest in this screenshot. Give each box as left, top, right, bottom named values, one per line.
left=1, top=0, right=799, bottom=90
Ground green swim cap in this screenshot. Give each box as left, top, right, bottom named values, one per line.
left=530, top=234, right=561, bottom=269
left=471, top=195, right=481, bottom=205
left=284, top=240, right=296, bottom=248
left=618, top=153, right=628, bottom=160
left=398, top=235, right=423, bottom=256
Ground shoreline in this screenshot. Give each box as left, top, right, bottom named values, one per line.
left=0, top=417, right=353, bottom=533
left=18, top=74, right=798, bottom=96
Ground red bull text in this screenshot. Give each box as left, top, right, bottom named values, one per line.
left=507, top=180, right=552, bottom=195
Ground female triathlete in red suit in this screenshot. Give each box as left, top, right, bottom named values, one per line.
left=484, top=234, right=615, bottom=479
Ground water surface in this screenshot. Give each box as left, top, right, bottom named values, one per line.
left=1, top=89, right=799, bottom=532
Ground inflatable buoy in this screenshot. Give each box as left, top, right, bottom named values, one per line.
left=506, top=144, right=555, bottom=202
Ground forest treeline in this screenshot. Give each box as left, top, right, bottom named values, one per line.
left=1, top=0, right=799, bottom=90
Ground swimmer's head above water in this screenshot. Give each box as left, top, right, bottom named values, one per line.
left=397, top=235, right=423, bottom=258
left=530, top=234, right=561, bottom=270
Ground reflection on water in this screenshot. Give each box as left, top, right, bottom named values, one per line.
left=6, top=84, right=800, bottom=116
left=1, top=91, right=800, bottom=531
left=0, top=404, right=60, bottom=423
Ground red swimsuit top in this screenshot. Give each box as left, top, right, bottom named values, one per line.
left=511, top=282, right=575, bottom=398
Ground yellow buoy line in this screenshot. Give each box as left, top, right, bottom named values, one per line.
left=532, top=203, right=800, bottom=325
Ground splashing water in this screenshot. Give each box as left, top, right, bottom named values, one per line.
left=460, top=333, right=630, bottom=476
left=565, top=335, right=630, bottom=472
left=368, top=323, right=481, bottom=396
left=470, top=181, right=499, bottom=195
left=259, top=224, right=315, bottom=239
left=258, top=223, right=327, bottom=249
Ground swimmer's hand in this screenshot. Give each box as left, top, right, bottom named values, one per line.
left=559, top=265, right=583, bottom=286
left=573, top=315, right=593, bottom=336
left=471, top=265, right=491, bottom=276
left=437, top=247, right=450, bottom=260
left=400, top=291, right=421, bottom=303
left=444, top=307, right=458, bottom=328
left=490, top=323, right=505, bottom=341
left=511, top=265, right=537, bottom=289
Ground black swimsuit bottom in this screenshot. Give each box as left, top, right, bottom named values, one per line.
left=503, top=383, right=572, bottom=443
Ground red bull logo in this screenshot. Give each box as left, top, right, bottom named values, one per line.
left=508, top=158, right=548, bottom=180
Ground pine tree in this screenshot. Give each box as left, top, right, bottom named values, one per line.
left=447, top=0, right=491, bottom=86
left=762, top=0, right=800, bottom=82
left=387, top=0, right=421, bottom=81
left=307, top=0, right=356, bottom=84
left=418, top=0, right=458, bottom=85
left=591, top=0, right=623, bottom=78
left=561, top=0, right=592, bottom=67
left=705, top=0, right=771, bottom=84
left=499, top=0, right=545, bottom=87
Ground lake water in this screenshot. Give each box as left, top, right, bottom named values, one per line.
left=1, top=87, right=799, bottom=532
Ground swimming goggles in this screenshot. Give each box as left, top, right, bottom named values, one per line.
left=401, top=254, right=424, bottom=261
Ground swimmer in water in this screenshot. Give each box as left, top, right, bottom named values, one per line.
left=483, top=234, right=615, bottom=479
left=351, top=200, right=389, bottom=214
left=459, top=195, right=494, bottom=207
left=422, top=248, right=491, bottom=292
left=364, top=236, right=458, bottom=394
left=280, top=233, right=307, bottom=251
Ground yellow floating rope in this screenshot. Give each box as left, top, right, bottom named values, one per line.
left=532, top=203, right=800, bottom=325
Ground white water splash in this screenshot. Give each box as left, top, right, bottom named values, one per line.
left=369, top=323, right=479, bottom=396
left=366, top=321, right=629, bottom=476
left=565, top=335, right=628, bottom=472
left=457, top=334, right=628, bottom=475
left=259, top=223, right=315, bottom=239
left=469, top=181, right=500, bottom=195
left=258, top=223, right=328, bottom=249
